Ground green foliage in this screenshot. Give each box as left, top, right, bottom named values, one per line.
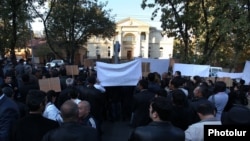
left=29, top=0, right=116, bottom=64
left=142, top=0, right=250, bottom=68
left=0, top=0, right=30, bottom=61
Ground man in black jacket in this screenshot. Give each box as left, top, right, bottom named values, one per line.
left=130, top=79, right=155, bottom=128
left=128, top=97, right=185, bottom=141
left=42, top=100, right=99, bottom=141
left=0, top=87, right=19, bottom=141
left=11, top=90, right=59, bottom=141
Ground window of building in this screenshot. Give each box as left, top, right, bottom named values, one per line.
left=96, top=46, right=100, bottom=55
left=148, top=46, right=151, bottom=58
left=141, top=32, right=146, bottom=40
left=108, top=47, right=110, bottom=57
left=160, top=47, right=163, bottom=57
left=152, top=37, right=155, bottom=43
left=141, top=46, right=144, bottom=57
left=123, top=33, right=135, bottom=44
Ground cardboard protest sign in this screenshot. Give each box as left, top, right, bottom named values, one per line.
left=136, top=58, right=170, bottom=76
left=39, top=77, right=61, bottom=92
left=84, top=59, right=94, bottom=67
left=205, top=77, right=216, bottom=83
left=65, top=65, right=79, bottom=76
left=173, top=63, right=210, bottom=77
left=217, top=77, right=233, bottom=87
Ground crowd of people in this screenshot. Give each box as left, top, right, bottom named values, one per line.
left=0, top=58, right=250, bottom=141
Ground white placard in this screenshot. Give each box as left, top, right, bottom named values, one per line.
left=173, top=63, right=210, bottom=77
left=96, top=59, right=142, bottom=86
left=242, top=60, right=250, bottom=85
left=217, top=72, right=243, bottom=79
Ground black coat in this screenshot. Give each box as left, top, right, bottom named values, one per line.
left=57, top=86, right=75, bottom=109
left=18, top=83, right=39, bottom=103
left=81, top=85, right=105, bottom=122
left=11, top=114, right=59, bottom=141
left=128, top=121, right=185, bottom=141
left=42, top=122, right=100, bottom=141
left=0, top=95, right=19, bottom=141
left=131, top=90, right=155, bottom=128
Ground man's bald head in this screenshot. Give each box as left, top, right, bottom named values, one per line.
left=78, top=100, right=91, bottom=118
left=79, top=100, right=91, bottom=111
left=60, top=100, right=79, bottom=122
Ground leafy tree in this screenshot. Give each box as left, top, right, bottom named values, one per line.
left=142, top=0, right=250, bottom=67
left=0, top=0, right=30, bottom=64
left=142, top=0, right=194, bottom=63
left=197, top=0, right=250, bottom=66
left=28, top=0, right=116, bottom=64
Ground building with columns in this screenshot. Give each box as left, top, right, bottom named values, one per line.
left=87, top=17, right=174, bottom=61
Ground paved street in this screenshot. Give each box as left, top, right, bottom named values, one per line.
left=102, top=121, right=133, bottom=141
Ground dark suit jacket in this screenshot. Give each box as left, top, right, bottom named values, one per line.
left=131, top=90, right=155, bottom=128
left=18, top=83, right=39, bottom=103
left=57, top=86, right=75, bottom=109
left=42, top=122, right=99, bottom=141
left=0, top=95, right=19, bottom=141
left=11, top=114, right=59, bottom=141
left=128, top=121, right=185, bottom=141
left=81, top=85, right=105, bottom=122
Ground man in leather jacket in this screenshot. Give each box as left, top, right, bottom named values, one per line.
left=128, top=97, right=184, bottom=141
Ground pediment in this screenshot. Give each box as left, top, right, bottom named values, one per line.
left=116, top=17, right=150, bottom=27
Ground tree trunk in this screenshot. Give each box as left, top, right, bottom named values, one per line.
left=10, top=6, right=17, bottom=65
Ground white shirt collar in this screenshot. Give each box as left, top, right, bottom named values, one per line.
left=0, top=94, right=5, bottom=100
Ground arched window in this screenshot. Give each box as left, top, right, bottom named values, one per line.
left=148, top=46, right=151, bottom=58
left=141, top=32, right=146, bottom=40
left=96, top=46, right=100, bottom=55
left=123, top=33, right=135, bottom=44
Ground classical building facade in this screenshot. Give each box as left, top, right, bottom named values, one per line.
left=22, top=17, right=173, bottom=65
left=87, top=17, right=174, bottom=60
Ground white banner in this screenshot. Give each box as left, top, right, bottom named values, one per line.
left=173, top=63, right=210, bottom=77
left=135, top=58, right=170, bottom=75
left=217, top=72, right=243, bottom=79
left=96, top=60, right=142, bottom=86
left=242, top=60, right=250, bottom=85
